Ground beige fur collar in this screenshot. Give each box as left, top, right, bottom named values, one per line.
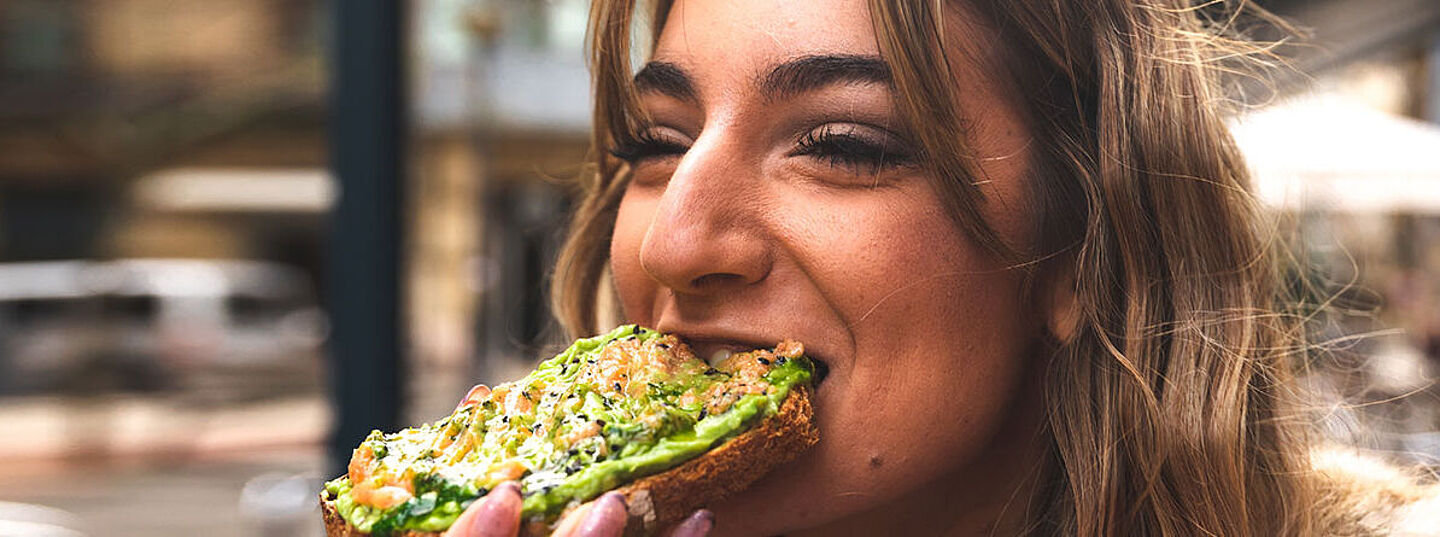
left=1311, top=447, right=1440, bottom=536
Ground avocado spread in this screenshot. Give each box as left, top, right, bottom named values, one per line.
left=324, top=325, right=813, bottom=535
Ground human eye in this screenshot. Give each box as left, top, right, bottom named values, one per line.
left=789, top=123, right=916, bottom=177
left=608, top=126, right=692, bottom=164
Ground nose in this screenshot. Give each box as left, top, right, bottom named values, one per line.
left=639, top=131, right=772, bottom=295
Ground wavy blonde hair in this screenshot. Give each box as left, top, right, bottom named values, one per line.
left=551, top=0, right=1318, bottom=535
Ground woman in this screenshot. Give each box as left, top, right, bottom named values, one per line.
left=443, top=0, right=1436, bottom=535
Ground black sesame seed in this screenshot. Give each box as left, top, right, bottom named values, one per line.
left=757, top=357, right=771, bottom=365
left=698, top=408, right=708, bottom=420
left=704, top=368, right=719, bottom=375
left=776, top=356, right=788, bottom=365
left=658, top=342, right=670, bottom=349
left=596, top=419, right=606, bottom=427
left=614, top=382, right=623, bottom=391
left=632, top=326, right=641, bottom=336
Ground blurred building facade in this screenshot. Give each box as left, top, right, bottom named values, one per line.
left=0, top=3, right=334, bottom=536
left=0, top=0, right=327, bottom=265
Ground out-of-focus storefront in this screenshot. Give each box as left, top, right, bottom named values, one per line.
left=0, top=2, right=332, bottom=536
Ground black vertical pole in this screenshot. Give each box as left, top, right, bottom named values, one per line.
left=1428, top=34, right=1440, bottom=125
left=326, top=0, right=406, bottom=478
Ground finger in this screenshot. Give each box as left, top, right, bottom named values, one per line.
left=549, top=502, right=593, bottom=537
left=443, top=482, right=521, bottom=537
left=664, top=510, right=715, bottom=537
left=574, top=492, right=628, bottom=537
left=554, top=492, right=627, bottom=537
left=456, top=384, right=492, bottom=411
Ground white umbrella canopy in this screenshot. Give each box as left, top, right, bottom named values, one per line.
left=1229, top=93, right=1440, bottom=214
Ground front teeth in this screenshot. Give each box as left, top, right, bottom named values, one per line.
left=706, top=349, right=733, bottom=367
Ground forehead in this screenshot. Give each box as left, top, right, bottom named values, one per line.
left=654, top=0, right=880, bottom=66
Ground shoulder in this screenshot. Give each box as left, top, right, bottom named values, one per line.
left=1310, top=446, right=1440, bottom=536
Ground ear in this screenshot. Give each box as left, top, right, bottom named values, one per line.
left=1038, top=259, right=1080, bottom=344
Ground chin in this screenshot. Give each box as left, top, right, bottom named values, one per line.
left=703, top=442, right=848, bottom=537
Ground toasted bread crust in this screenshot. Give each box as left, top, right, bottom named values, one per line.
left=616, top=386, right=817, bottom=534
left=322, top=386, right=817, bottom=537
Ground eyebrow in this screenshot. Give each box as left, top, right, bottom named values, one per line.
left=633, top=61, right=697, bottom=102
left=632, top=54, right=892, bottom=103
left=760, top=54, right=891, bottom=100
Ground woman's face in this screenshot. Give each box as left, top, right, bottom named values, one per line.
left=609, top=0, right=1045, bottom=534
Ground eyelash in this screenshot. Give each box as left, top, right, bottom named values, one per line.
left=609, top=131, right=687, bottom=163
left=790, top=124, right=914, bottom=175
left=608, top=124, right=915, bottom=176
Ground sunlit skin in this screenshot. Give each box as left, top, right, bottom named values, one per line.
left=449, top=0, right=1054, bottom=535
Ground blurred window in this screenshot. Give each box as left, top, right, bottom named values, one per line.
left=101, top=295, right=158, bottom=323
left=0, top=0, right=80, bottom=77
left=226, top=295, right=295, bottom=326
left=4, top=298, right=86, bottom=327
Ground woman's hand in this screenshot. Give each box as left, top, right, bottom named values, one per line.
left=441, top=482, right=714, bottom=537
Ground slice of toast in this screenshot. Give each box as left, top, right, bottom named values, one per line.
left=322, top=386, right=817, bottom=537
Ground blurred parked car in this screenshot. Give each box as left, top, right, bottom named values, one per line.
left=0, top=259, right=326, bottom=401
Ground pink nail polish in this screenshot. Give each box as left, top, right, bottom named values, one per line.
left=466, top=482, right=522, bottom=535
left=671, top=509, right=714, bottom=537
left=575, top=492, right=628, bottom=537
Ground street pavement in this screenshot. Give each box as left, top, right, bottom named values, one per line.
left=0, top=395, right=329, bottom=537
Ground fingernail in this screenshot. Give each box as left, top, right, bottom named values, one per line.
left=575, top=492, right=627, bottom=537
left=466, top=482, right=521, bottom=536
left=456, top=384, right=491, bottom=410
left=670, top=510, right=714, bottom=537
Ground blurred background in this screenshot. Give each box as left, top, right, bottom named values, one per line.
left=0, top=1, right=1435, bottom=536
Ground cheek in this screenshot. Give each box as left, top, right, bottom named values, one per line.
left=787, top=192, right=1037, bottom=497
left=610, top=190, right=658, bottom=324
left=781, top=190, right=1027, bottom=357
left=841, top=273, right=1032, bottom=465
